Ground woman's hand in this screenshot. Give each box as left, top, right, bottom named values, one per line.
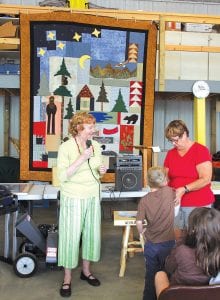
left=82, top=146, right=93, bottom=160
left=174, top=186, right=185, bottom=205
left=99, top=165, right=107, bottom=175
left=67, top=147, right=93, bottom=176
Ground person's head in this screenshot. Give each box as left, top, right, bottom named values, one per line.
left=49, top=96, right=55, bottom=103
left=69, top=112, right=96, bottom=139
left=147, top=166, right=167, bottom=189
left=185, top=207, right=209, bottom=248
left=165, top=120, right=189, bottom=147
left=185, top=207, right=220, bottom=277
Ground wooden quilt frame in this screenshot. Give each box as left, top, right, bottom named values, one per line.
left=20, top=12, right=157, bottom=181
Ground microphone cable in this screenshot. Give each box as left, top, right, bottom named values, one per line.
left=86, top=140, right=101, bottom=201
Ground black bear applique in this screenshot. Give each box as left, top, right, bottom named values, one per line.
left=123, top=114, right=138, bottom=124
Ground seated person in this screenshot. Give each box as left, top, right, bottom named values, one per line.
left=155, top=207, right=220, bottom=299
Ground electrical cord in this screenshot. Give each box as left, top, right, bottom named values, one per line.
left=87, top=159, right=101, bottom=201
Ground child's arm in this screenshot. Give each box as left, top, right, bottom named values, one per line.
left=136, top=198, right=146, bottom=245
left=136, top=220, right=144, bottom=234
left=136, top=220, right=146, bottom=249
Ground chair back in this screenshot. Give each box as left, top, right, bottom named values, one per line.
left=213, top=167, right=220, bottom=181
left=0, top=156, right=20, bottom=182
left=158, top=284, right=220, bottom=300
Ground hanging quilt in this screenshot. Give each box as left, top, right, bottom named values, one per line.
left=20, top=12, right=157, bottom=181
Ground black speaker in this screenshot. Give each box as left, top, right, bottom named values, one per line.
left=115, top=155, right=142, bottom=192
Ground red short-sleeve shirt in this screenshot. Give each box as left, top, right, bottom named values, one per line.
left=164, top=142, right=214, bottom=207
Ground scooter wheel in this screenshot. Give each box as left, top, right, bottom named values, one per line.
left=13, top=252, right=38, bottom=278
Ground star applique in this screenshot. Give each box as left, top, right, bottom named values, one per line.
left=92, top=28, right=101, bottom=38
left=47, top=31, right=56, bottom=40
left=73, top=32, right=81, bottom=42
left=57, top=42, right=65, bottom=50
left=38, top=48, right=46, bottom=56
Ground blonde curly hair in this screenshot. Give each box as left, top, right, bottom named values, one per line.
left=69, top=112, right=96, bottom=137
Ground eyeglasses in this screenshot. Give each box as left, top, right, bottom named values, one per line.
left=168, top=136, right=181, bottom=144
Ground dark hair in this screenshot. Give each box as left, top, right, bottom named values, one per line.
left=185, top=207, right=220, bottom=277
left=165, top=120, right=189, bottom=140
left=185, top=207, right=209, bottom=248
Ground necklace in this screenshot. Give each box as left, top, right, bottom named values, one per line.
left=74, top=137, right=81, bottom=155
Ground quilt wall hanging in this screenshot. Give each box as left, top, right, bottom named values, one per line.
left=20, top=12, right=157, bottom=181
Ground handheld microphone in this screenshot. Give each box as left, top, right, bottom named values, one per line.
left=86, top=140, right=93, bottom=161
left=86, top=140, right=92, bottom=148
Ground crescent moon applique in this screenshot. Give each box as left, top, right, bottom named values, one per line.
left=79, top=55, right=91, bottom=69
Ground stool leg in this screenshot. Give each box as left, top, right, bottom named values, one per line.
left=119, top=227, right=126, bottom=269
left=128, top=227, right=135, bottom=258
left=119, top=225, right=130, bottom=277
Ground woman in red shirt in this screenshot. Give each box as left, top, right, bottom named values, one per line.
left=164, top=120, right=214, bottom=239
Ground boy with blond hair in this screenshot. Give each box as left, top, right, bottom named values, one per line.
left=136, top=166, right=176, bottom=300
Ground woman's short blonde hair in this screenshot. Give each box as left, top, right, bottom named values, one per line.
left=69, top=112, right=96, bottom=137
left=165, top=120, right=189, bottom=140
left=147, top=166, right=167, bottom=188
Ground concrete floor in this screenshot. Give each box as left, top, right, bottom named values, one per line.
left=0, top=200, right=145, bottom=300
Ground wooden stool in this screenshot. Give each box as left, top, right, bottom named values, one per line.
left=114, top=211, right=146, bottom=277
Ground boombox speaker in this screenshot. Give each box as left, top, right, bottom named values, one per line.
left=115, top=155, right=142, bottom=192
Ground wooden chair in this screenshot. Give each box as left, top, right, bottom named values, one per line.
left=158, top=284, right=220, bottom=300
